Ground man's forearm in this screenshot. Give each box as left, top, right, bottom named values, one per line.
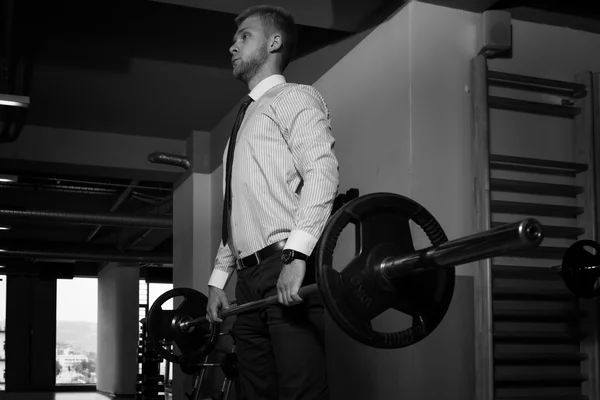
left=285, top=165, right=339, bottom=256
left=209, top=242, right=236, bottom=289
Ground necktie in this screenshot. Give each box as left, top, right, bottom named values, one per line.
left=222, top=95, right=254, bottom=246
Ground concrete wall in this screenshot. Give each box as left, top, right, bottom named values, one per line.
left=304, top=2, right=476, bottom=399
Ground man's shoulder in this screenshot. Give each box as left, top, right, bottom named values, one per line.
left=269, top=82, right=327, bottom=107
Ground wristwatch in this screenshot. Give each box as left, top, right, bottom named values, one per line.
left=281, top=249, right=308, bottom=264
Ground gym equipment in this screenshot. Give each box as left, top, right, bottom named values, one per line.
left=147, top=287, right=220, bottom=364
left=147, top=192, right=544, bottom=364
left=138, top=318, right=167, bottom=400
left=182, top=332, right=238, bottom=400
left=560, top=239, right=600, bottom=298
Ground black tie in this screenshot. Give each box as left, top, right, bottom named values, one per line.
left=222, top=95, right=254, bottom=246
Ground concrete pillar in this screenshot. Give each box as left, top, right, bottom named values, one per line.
left=171, top=131, right=236, bottom=399
left=97, top=262, right=140, bottom=396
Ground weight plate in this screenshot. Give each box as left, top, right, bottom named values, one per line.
left=315, top=192, right=455, bottom=349
left=562, top=239, right=600, bottom=298
left=146, top=287, right=220, bottom=364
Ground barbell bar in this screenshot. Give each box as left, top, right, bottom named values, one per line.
left=179, top=217, right=542, bottom=332
left=147, top=192, right=546, bottom=364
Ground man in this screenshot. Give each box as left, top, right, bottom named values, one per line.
left=205, top=4, right=339, bottom=400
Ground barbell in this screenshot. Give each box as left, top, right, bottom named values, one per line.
left=146, top=192, right=597, bottom=364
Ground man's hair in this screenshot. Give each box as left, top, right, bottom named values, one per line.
left=235, top=5, right=297, bottom=71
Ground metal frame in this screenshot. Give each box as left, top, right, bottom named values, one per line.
left=471, top=54, right=494, bottom=400
left=471, top=57, right=600, bottom=400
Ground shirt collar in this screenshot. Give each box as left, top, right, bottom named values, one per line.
left=248, top=74, right=286, bottom=101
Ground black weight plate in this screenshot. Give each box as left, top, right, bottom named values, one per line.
left=315, top=192, right=455, bottom=349
left=147, top=287, right=220, bottom=364
left=562, top=240, right=600, bottom=298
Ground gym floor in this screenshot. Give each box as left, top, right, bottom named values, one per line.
left=0, top=393, right=173, bottom=399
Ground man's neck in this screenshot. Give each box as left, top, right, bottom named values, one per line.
left=247, top=65, right=281, bottom=92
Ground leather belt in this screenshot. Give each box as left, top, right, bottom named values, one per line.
left=235, top=239, right=287, bottom=271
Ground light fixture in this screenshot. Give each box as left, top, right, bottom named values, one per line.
left=0, top=93, right=30, bottom=108
left=0, top=174, right=18, bottom=183
left=0, top=225, right=11, bottom=231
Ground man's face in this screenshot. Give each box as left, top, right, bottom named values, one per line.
left=229, top=16, right=270, bottom=82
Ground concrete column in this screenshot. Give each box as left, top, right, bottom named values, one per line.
left=97, top=262, right=140, bottom=396
left=170, top=131, right=236, bottom=399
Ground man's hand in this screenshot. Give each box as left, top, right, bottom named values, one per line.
left=206, top=286, right=230, bottom=323
left=277, top=259, right=306, bottom=306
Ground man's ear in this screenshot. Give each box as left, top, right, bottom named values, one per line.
left=269, top=33, right=282, bottom=53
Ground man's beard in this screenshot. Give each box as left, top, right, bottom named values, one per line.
left=233, top=44, right=269, bottom=83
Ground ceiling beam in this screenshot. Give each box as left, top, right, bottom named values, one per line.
left=0, top=125, right=185, bottom=183
left=417, top=0, right=506, bottom=13
left=147, top=0, right=390, bottom=32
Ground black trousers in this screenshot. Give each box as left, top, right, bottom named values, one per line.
left=232, top=250, right=329, bottom=400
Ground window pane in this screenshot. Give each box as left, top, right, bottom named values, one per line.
left=0, top=275, right=6, bottom=391
left=56, top=278, right=98, bottom=386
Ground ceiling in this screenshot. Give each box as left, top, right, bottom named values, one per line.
left=0, top=0, right=599, bottom=275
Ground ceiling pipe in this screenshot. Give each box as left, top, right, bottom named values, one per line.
left=148, top=152, right=191, bottom=170
left=0, top=248, right=172, bottom=264
left=0, top=181, right=120, bottom=196
left=0, top=208, right=172, bottom=229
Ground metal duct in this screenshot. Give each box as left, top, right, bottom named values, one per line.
left=148, top=152, right=191, bottom=170
left=0, top=248, right=172, bottom=264
left=0, top=181, right=120, bottom=196
left=0, top=208, right=172, bottom=229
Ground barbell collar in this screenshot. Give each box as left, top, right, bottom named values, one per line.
left=379, top=218, right=543, bottom=281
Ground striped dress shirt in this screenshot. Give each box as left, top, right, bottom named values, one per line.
left=208, top=74, right=339, bottom=289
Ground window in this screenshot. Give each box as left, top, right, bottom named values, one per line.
left=56, top=278, right=98, bottom=386
left=0, top=275, right=6, bottom=391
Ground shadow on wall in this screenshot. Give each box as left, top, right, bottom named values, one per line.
left=331, top=0, right=411, bottom=32
left=325, top=276, right=475, bottom=400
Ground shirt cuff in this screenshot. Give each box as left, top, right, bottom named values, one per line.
left=207, top=269, right=231, bottom=290
left=284, top=229, right=319, bottom=256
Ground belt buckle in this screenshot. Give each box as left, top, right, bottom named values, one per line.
left=236, top=251, right=261, bottom=271
left=235, top=258, right=245, bottom=271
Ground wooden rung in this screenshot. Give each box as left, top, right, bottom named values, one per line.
left=494, top=331, right=581, bottom=343
left=489, top=154, right=588, bottom=176
left=492, top=264, right=561, bottom=280
left=496, top=397, right=588, bottom=400
left=493, top=286, right=576, bottom=301
left=510, top=246, right=567, bottom=260
left=491, top=200, right=584, bottom=218
left=490, top=179, right=584, bottom=197
left=487, top=70, right=588, bottom=98
left=494, top=352, right=588, bottom=364
left=489, top=96, right=581, bottom=118
left=492, top=222, right=584, bottom=239
left=495, top=371, right=587, bottom=385
left=493, top=308, right=584, bottom=322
